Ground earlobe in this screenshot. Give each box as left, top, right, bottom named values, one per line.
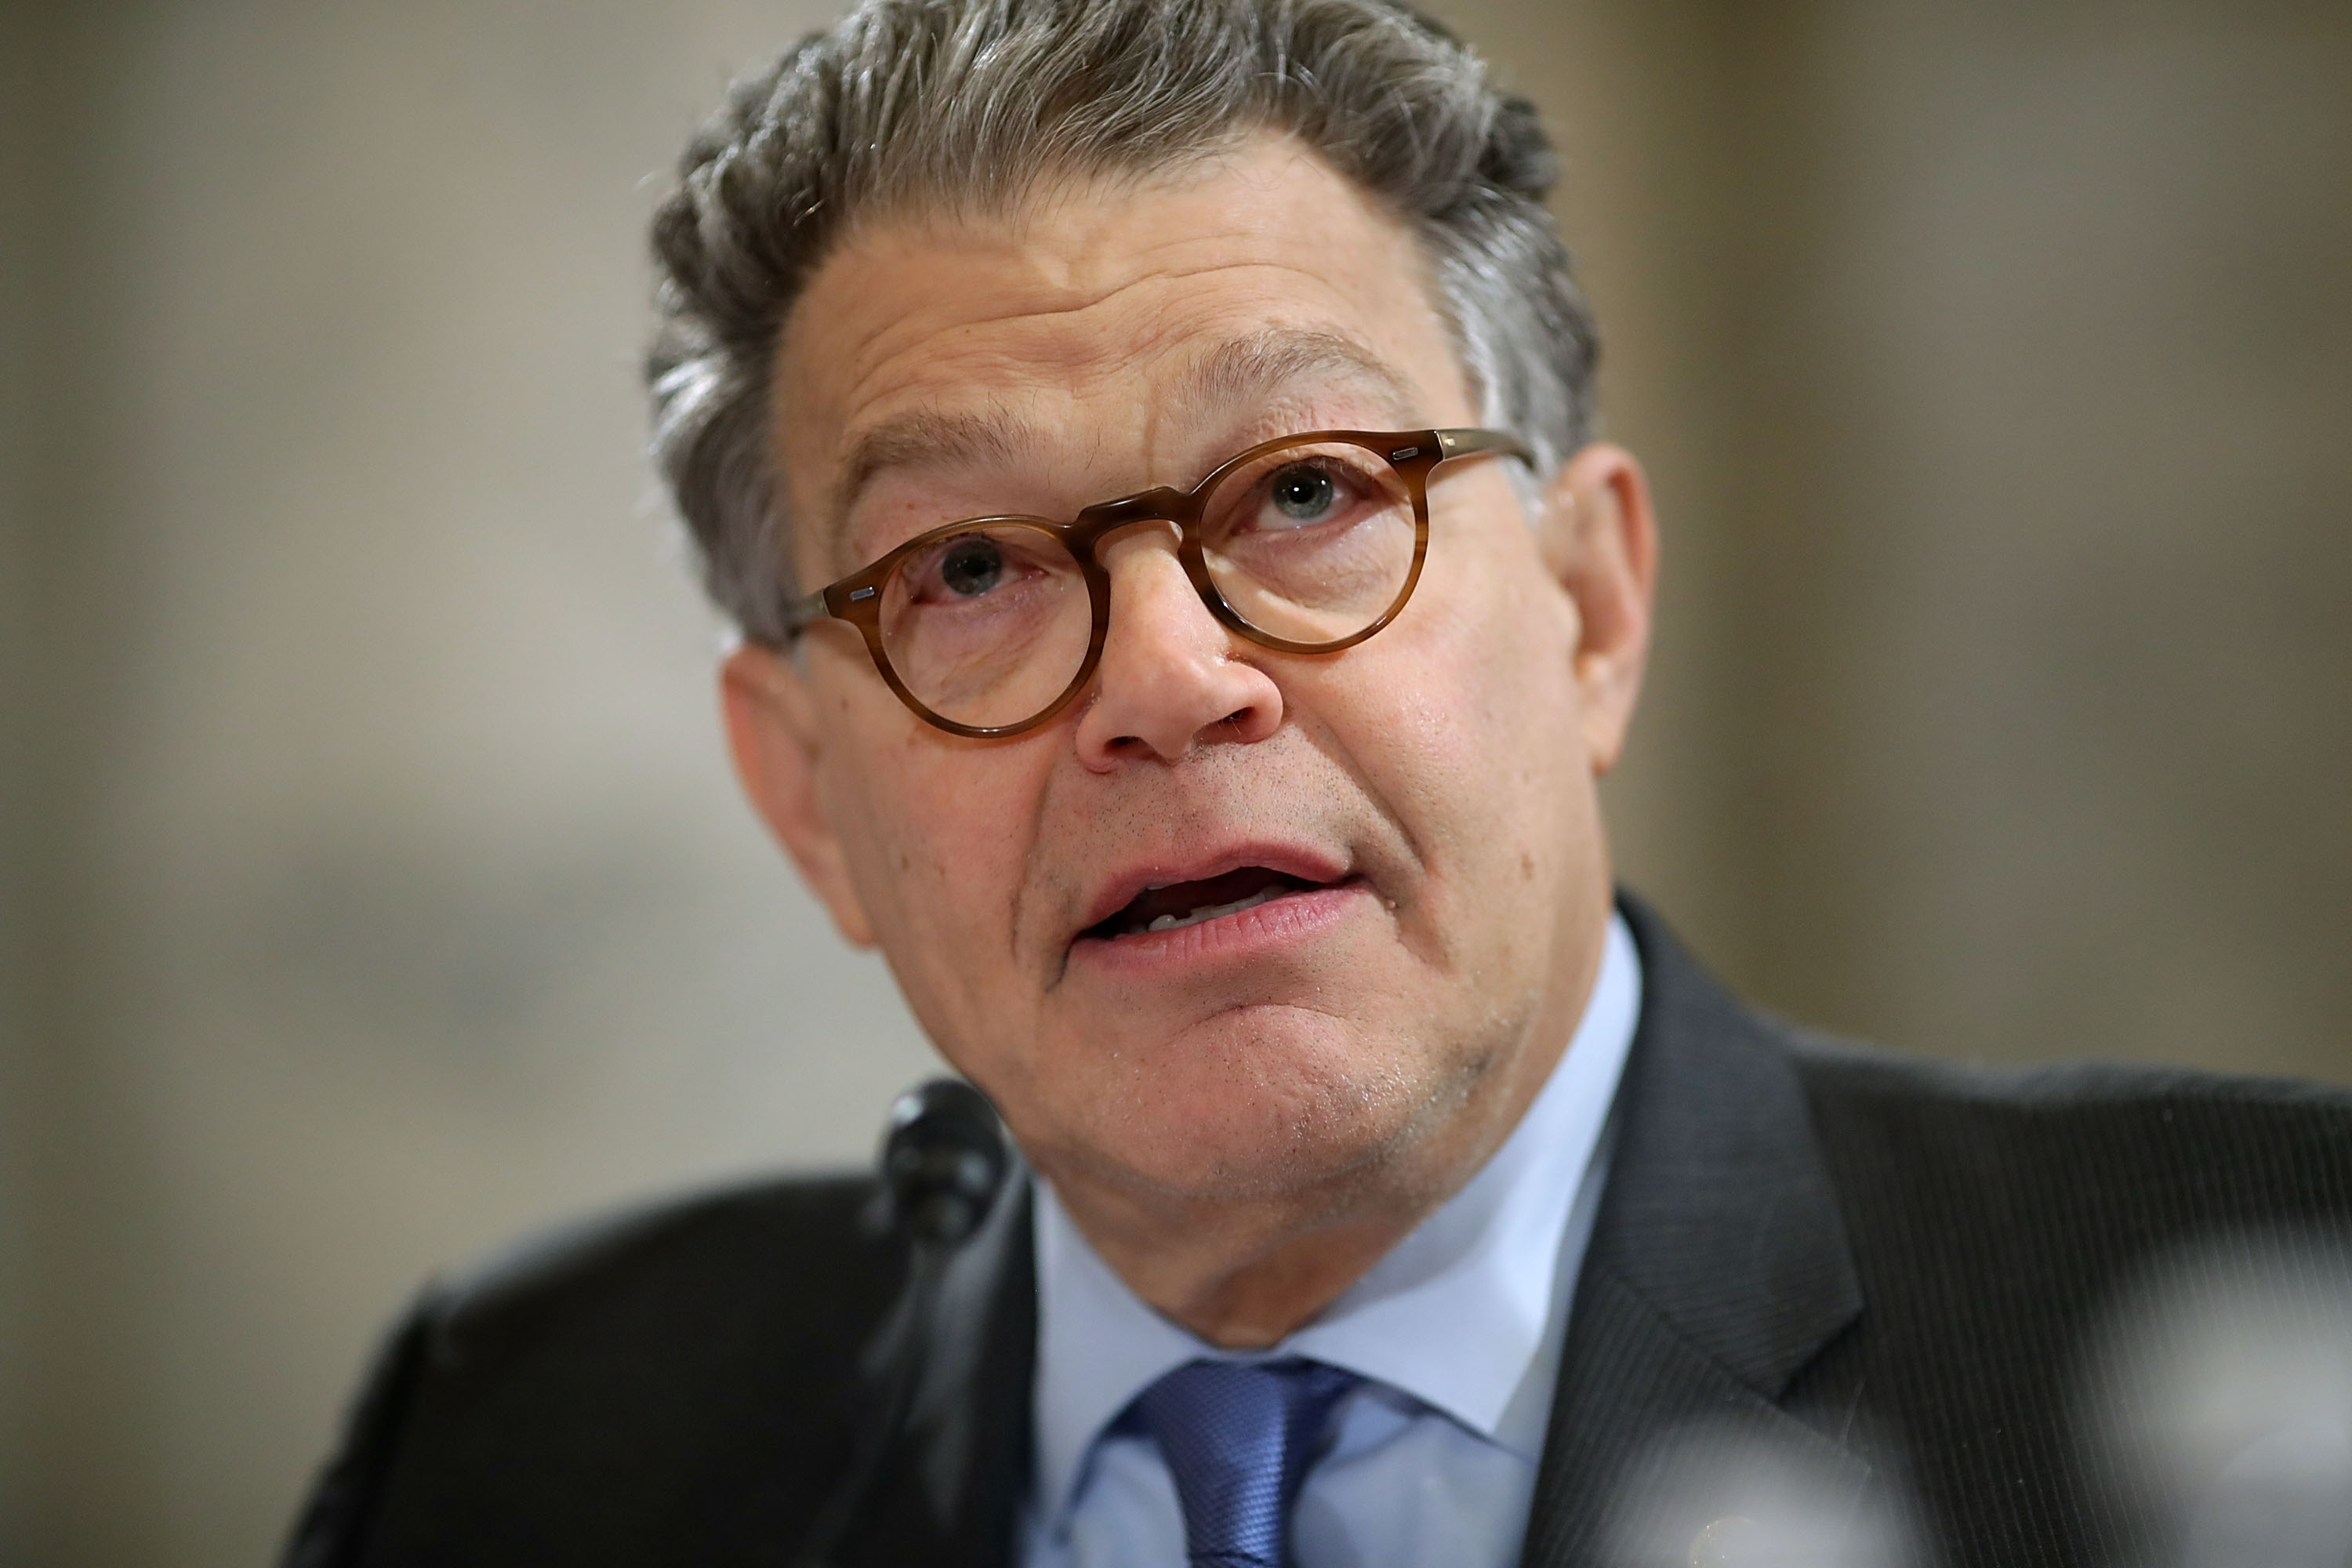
left=1542, top=442, right=1659, bottom=775
left=719, top=643, right=880, bottom=948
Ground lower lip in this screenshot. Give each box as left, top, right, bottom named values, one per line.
left=1067, top=880, right=1374, bottom=978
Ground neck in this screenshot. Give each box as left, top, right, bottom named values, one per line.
left=1041, top=1011, right=1579, bottom=1349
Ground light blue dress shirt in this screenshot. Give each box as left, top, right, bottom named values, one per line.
left=1022, top=913, right=1642, bottom=1568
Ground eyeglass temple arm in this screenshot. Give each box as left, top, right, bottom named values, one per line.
left=778, top=590, right=833, bottom=641
left=1432, top=427, right=1537, bottom=467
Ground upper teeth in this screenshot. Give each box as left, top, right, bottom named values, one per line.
left=1141, top=884, right=1288, bottom=934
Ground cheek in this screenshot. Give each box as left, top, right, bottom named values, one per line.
left=1363, top=531, right=1584, bottom=783
left=1323, top=528, right=1590, bottom=929
left=816, top=717, right=1042, bottom=1014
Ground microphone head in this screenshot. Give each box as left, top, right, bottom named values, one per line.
left=880, top=1078, right=1008, bottom=1247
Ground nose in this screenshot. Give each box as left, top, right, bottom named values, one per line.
left=1073, top=525, right=1283, bottom=768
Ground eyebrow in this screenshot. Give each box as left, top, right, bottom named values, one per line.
left=825, top=405, right=1031, bottom=548
left=819, top=325, right=1420, bottom=560
left=1179, top=327, right=1419, bottom=426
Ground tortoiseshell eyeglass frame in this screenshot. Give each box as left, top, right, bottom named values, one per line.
left=764, top=426, right=1534, bottom=739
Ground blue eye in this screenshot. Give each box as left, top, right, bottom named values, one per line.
left=1269, top=466, right=1338, bottom=522
left=938, top=536, right=1006, bottom=597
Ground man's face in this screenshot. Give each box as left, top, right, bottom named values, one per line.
left=728, top=136, right=1653, bottom=1215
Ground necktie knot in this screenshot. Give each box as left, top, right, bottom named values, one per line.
left=1131, top=1356, right=1358, bottom=1568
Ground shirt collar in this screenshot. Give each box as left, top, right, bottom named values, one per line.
left=1029, top=913, right=1642, bottom=1530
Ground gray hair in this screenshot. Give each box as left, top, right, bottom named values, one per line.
left=647, top=0, right=1600, bottom=641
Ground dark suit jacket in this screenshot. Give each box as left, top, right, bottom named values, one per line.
left=285, top=898, right=2352, bottom=1566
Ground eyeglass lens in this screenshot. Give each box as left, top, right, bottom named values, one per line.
left=873, top=440, right=1418, bottom=731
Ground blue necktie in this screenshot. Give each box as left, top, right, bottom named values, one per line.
left=1131, top=1356, right=1359, bottom=1568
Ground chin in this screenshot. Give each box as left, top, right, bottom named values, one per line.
left=1045, top=1004, right=1443, bottom=1205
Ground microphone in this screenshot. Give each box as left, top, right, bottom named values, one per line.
left=880, top=1077, right=1010, bottom=1247
left=792, top=1078, right=1011, bottom=1568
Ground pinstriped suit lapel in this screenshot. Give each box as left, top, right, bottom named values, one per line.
left=1517, top=898, right=1870, bottom=1566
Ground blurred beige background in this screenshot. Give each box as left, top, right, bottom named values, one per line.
left=2, top=1, right=2346, bottom=1563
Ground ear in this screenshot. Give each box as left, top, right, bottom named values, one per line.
left=1537, top=441, right=1658, bottom=775
left=719, top=642, right=879, bottom=947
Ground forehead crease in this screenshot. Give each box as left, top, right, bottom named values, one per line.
left=1178, top=326, right=1419, bottom=422
left=809, top=278, right=1426, bottom=563
left=807, top=269, right=1203, bottom=535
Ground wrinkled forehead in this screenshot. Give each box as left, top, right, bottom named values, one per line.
left=768, top=140, right=1476, bottom=575
left=826, top=328, right=1415, bottom=513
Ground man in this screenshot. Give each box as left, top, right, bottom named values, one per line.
left=285, top=2, right=2352, bottom=1565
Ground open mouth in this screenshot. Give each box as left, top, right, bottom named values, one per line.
left=1083, top=866, right=1322, bottom=941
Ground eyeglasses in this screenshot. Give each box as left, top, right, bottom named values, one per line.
left=772, top=426, right=1534, bottom=738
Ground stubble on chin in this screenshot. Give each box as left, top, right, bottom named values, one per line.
left=1028, top=983, right=1526, bottom=1225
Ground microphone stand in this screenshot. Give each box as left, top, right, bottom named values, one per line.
left=790, top=1079, right=1009, bottom=1568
